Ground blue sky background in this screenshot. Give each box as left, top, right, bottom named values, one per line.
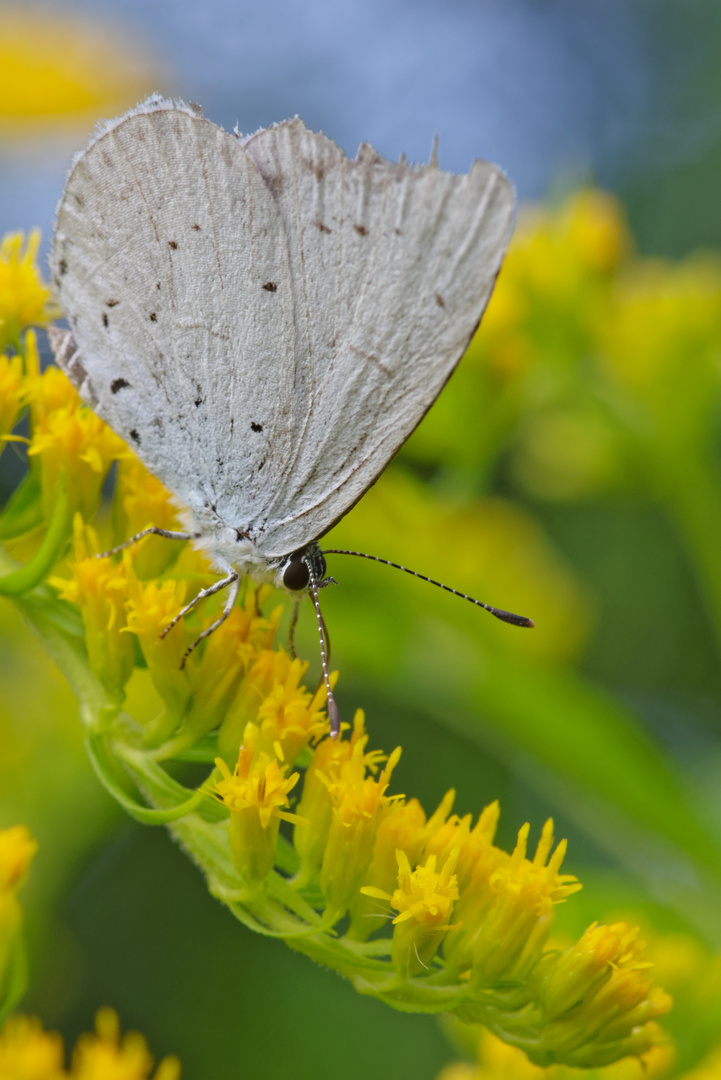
left=1, top=0, right=655, bottom=243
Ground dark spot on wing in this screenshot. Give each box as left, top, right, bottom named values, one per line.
left=149, top=312, right=157, bottom=322
left=435, top=293, right=445, bottom=308
left=156, top=282, right=161, bottom=290
left=129, top=429, right=140, bottom=444
left=106, top=299, right=119, bottom=307
left=168, top=240, right=178, bottom=250
left=111, top=378, right=130, bottom=394
left=73, top=192, right=85, bottom=208
left=317, top=221, right=331, bottom=233
left=195, top=396, right=203, bottom=407
left=236, top=528, right=251, bottom=541
left=191, top=223, right=201, bottom=230
left=230, top=418, right=234, bottom=434
left=59, top=258, right=68, bottom=276
left=354, top=224, right=368, bottom=236
left=262, top=281, right=277, bottom=292
left=303, top=157, right=326, bottom=182
left=258, top=458, right=266, bottom=471
left=395, top=227, right=402, bottom=235
left=102, top=312, right=109, bottom=328
left=251, top=421, right=263, bottom=432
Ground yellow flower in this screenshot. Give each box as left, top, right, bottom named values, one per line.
left=26, top=333, right=126, bottom=520
left=292, top=709, right=379, bottom=887
left=0, top=825, right=37, bottom=893
left=210, top=724, right=305, bottom=885
left=0, top=232, right=58, bottom=351
left=0, top=1009, right=181, bottom=1080
left=113, top=456, right=183, bottom=579
left=0, top=352, right=24, bottom=444
left=124, top=566, right=192, bottom=742
left=52, top=518, right=135, bottom=702
left=0, top=1014, right=66, bottom=1080
left=183, top=599, right=283, bottom=748
left=348, top=796, right=427, bottom=940
left=363, top=847, right=461, bottom=976
left=71, top=1008, right=180, bottom=1080
left=446, top=819, right=580, bottom=982
left=539, top=922, right=673, bottom=1066
left=252, top=658, right=330, bottom=764
left=318, top=740, right=402, bottom=922
left=0, top=826, right=37, bottom=1029
left=601, top=255, right=721, bottom=449
left=218, top=643, right=320, bottom=760
left=0, top=9, right=162, bottom=140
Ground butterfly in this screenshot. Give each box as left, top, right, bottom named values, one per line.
left=49, top=96, right=529, bottom=736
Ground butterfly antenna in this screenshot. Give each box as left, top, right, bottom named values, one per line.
left=305, top=561, right=341, bottom=739
left=321, top=549, right=535, bottom=629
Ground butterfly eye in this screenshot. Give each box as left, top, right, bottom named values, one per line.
left=283, top=557, right=310, bottom=591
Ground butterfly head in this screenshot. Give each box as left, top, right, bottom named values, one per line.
left=277, top=542, right=334, bottom=596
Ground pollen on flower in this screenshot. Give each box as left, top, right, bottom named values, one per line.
left=211, top=735, right=301, bottom=829
left=363, top=847, right=460, bottom=928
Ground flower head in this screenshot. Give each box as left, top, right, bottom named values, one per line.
left=26, top=335, right=125, bottom=520
left=0, top=1014, right=66, bottom=1080
left=71, top=1008, right=180, bottom=1080
left=52, top=518, right=135, bottom=702
left=0, top=231, right=58, bottom=351
left=362, top=847, right=461, bottom=977
left=210, top=723, right=305, bottom=884
left=318, top=740, right=402, bottom=921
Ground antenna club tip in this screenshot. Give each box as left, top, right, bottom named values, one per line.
left=490, top=608, right=535, bottom=629
left=328, top=699, right=341, bottom=740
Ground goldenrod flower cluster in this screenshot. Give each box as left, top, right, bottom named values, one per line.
left=437, top=926, right=721, bottom=1080
left=0, top=1009, right=180, bottom=1080
left=0, top=230, right=672, bottom=1066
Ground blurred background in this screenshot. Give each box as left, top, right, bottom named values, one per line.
left=3, top=1, right=721, bottom=1078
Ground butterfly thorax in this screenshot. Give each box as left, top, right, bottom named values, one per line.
left=180, top=505, right=328, bottom=597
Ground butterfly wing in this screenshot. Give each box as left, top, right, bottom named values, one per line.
left=52, top=100, right=302, bottom=530
left=242, top=119, right=515, bottom=555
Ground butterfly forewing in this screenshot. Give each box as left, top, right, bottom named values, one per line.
left=52, top=102, right=299, bottom=531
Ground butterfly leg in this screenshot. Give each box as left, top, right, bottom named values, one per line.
left=288, top=599, right=300, bottom=659
left=96, top=527, right=198, bottom=559
left=180, top=564, right=240, bottom=669
left=161, top=564, right=238, bottom=639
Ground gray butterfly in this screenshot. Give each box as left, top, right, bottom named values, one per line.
left=50, top=96, right=527, bottom=735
